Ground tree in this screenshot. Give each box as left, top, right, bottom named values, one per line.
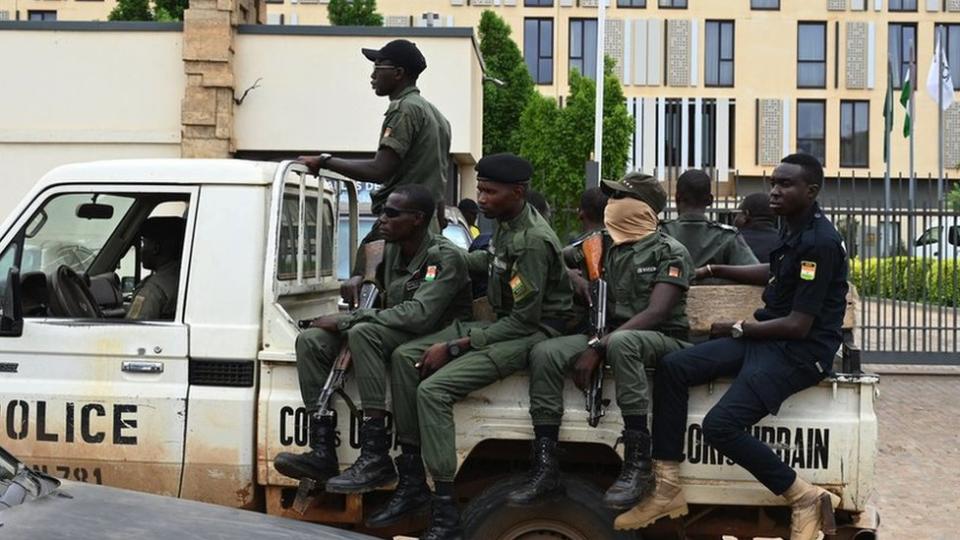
left=327, top=0, right=383, bottom=26
left=518, top=58, right=634, bottom=238
left=949, top=184, right=960, bottom=212
left=478, top=10, right=535, bottom=156
left=108, top=0, right=154, bottom=21
left=154, top=0, right=188, bottom=21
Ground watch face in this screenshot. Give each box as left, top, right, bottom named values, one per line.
left=448, top=344, right=460, bottom=357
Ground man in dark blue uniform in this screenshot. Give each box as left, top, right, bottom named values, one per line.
left=615, top=154, right=848, bottom=540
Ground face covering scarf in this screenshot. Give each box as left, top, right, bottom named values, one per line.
left=604, top=196, right=659, bottom=246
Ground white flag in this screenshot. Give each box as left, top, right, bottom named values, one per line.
left=927, top=33, right=956, bottom=111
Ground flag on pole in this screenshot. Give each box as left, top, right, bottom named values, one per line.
left=927, top=33, right=956, bottom=111
left=884, top=59, right=895, bottom=163
left=899, top=67, right=912, bottom=138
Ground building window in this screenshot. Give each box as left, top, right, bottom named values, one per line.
left=797, top=100, right=826, bottom=166
left=889, top=23, right=917, bottom=90
left=524, top=18, right=554, bottom=85
left=569, top=18, right=598, bottom=80
left=840, top=101, right=869, bottom=168
left=28, top=10, right=57, bottom=20
left=935, top=24, right=960, bottom=91
left=617, top=0, right=646, bottom=6
left=705, top=21, right=734, bottom=87
left=750, top=0, right=779, bottom=8
left=658, top=0, right=687, bottom=7
left=888, top=0, right=917, bottom=11
left=525, top=0, right=554, bottom=6
left=797, top=22, right=826, bottom=89
left=661, top=99, right=736, bottom=169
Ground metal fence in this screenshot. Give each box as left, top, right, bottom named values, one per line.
left=658, top=169, right=960, bottom=363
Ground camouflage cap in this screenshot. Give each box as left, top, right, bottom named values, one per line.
left=600, top=172, right=667, bottom=214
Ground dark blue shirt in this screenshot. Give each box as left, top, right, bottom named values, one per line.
left=755, top=203, right=848, bottom=367
left=739, top=222, right=781, bottom=264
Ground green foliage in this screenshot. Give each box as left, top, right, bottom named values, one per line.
left=327, top=0, right=383, bottom=26
left=478, top=10, right=535, bottom=156
left=108, top=0, right=154, bottom=21
left=850, top=257, right=960, bottom=306
left=518, top=58, right=634, bottom=238
left=153, top=0, right=187, bottom=21
left=948, top=183, right=960, bottom=212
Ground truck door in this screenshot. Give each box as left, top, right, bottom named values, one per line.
left=0, top=185, right=197, bottom=496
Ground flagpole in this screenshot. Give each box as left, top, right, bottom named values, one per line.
left=909, top=42, right=916, bottom=210
left=593, top=0, right=606, bottom=182
left=885, top=57, right=893, bottom=211
left=938, top=27, right=945, bottom=200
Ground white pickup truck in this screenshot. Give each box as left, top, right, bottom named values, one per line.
left=0, top=159, right=879, bottom=539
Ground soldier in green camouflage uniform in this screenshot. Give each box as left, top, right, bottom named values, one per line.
left=273, top=186, right=472, bottom=523
left=386, top=153, right=574, bottom=540
left=660, top=169, right=758, bottom=269
left=509, top=173, right=694, bottom=513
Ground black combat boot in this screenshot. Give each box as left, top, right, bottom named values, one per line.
left=603, top=429, right=655, bottom=510
left=273, top=415, right=339, bottom=483
left=507, top=437, right=562, bottom=506
left=420, top=492, right=463, bottom=540
left=325, top=420, right=397, bottom=493
left=365, top=453, right=432, bottom=528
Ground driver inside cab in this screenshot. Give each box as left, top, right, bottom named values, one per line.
left=127, top=217, right=185, bottom=321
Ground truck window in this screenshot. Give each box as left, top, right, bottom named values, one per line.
left=0, top=242, right=16, bottom=298
left=277, top=188, right=332, bottom=282
left=916, top=226, right=941, bottom=246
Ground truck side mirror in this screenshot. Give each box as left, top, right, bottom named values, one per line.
left=0, top=267, right=24, bottom=337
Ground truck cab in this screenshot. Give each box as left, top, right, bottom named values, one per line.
left=0, top=159, right=878, bottom=540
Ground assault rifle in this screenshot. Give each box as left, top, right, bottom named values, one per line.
left=582, top=232, right=610, bottom=428
left=314, top=239, right=385, bottom=420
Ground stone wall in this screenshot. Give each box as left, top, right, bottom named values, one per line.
left=181, top=0, right=263, bottom=157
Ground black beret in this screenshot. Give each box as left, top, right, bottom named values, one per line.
left=362, top=39, right=427, bottom=76
left=475, top=153, right=533, bottom=184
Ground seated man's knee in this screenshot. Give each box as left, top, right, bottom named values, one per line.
left=702, top=407, right=737, bottom=448
left=416, top=380, right=449, bottom=412
left=348, top=322, right=378, bottom=341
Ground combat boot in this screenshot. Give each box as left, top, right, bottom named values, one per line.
left=613, top=460, right=688, bottom=530
left=603, top=430, right=655, bottom=510
left=507, top=437, right=562, bottom=506
left=273, top=415, right=339, bottom=483
left=325, top=420, right=397, bottom=493
left=365, top=453, right=432, bottom=528
left=420, top=494, right=463, bottom=540
left=783, top=477, right=842, bottom=540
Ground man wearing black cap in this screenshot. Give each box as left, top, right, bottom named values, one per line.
left=384, top=153, right=574, bottom=539
left=616, top=154, right=847, bottom=540
left=298, top=39, right=452, bottom=284
left=509, top=172, right=694, bottom=511
left=735, top=192, right=781, bottom=263
left=127, top=217, right=186, bottom=321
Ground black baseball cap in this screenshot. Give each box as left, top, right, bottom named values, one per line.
left=362, top=39, right=427, bottom=76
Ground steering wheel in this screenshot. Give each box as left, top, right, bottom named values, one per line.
left=49, top=265, right=103, bottom=319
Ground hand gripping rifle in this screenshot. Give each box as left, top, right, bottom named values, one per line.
left=314, top=240, right=385, bottom=421
left=582, top=232, right=610, bottom=428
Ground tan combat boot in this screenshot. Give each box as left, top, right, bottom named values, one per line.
left=613, top=460, right=688, bottom=530
left=783, top=476, right=842, bottom=540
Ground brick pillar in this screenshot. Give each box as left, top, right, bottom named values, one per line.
left=181, top=0, right=264, bottom=158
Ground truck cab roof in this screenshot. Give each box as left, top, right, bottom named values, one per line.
left=40, top=159, right=281, bottom=187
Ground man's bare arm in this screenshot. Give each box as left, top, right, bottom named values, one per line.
left=696, top=263, right=770, bottom=285
left=299, top=147, right=401, bottom=183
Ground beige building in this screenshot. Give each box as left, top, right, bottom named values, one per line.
left=2, top=0, right=959, bottom=200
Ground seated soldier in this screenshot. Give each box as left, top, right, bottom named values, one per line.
left=509, top=172, right=694, bottom=511
left=661, top=169, right=758, bottom=269
left=127, top=217, right=186, bottom=321
left=736, top=192, right=781, bottom=263
left=272, top=185, right=473, bottom=529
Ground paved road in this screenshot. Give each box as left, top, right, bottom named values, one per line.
left=873, top=373, right=960, bottom=540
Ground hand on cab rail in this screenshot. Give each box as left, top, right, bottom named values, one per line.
left=340, top=276, right=363, bottom=308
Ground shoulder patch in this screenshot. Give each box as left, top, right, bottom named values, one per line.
left=382, top=127, right=393, bottom=139
left=668, top=265, right=682, bottom=278
left=424, top=265, right=438, bottom=282
left=510, top=273, right=533, bottom=301
left=800, top=260, right=817, bottom=281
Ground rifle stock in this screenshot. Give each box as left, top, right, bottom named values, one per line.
left=314, top=240, right=386, bottom=420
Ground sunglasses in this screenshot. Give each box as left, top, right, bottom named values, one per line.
left=380, top=206, right=422, bottom=218
left=373, top=64, right=400, bottom=72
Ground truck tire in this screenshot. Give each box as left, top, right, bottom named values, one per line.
left=461, top=475, right=635, bottom=540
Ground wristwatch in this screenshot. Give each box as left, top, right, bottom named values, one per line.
left=317, top=153, right=333, bottom=169
left=447, top=341, right=464, bottom=358
left=731, top=320, right=745, bottom=339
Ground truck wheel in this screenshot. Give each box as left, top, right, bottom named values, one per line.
left=461, top=476, right=635, bottom=540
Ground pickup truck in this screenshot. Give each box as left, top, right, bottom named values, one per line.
left=0, top=159, right=879, bottom=540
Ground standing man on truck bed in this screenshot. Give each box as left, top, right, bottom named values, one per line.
left=617, top=154, right=848, bottom=540
left=509, top=173, right=693, bottom=512
left=298, top=39, right=452, bottom=280
left=660, top=169, right=758, bottom=269
left=272, top=185, right=473, bottom=517
left=386, top=153, right=574, bottom=540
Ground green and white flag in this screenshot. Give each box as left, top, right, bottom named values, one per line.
left=899, top=68, right=912, bottom=138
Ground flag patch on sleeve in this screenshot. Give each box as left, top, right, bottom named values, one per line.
left=668, top=266, right=681, bottom=278
left=383, top=127, right=393, bottom=138
left=425, top=265, right=438, bottom=282
left=800, top=261, right=817, bottom=281
left=510, top=274, right=531, bottom=300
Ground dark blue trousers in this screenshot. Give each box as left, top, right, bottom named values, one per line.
left=651, top=338, right=826, bottom=495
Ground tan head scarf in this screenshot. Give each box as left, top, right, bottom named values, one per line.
left=604, top=196, right=659, bottom=246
